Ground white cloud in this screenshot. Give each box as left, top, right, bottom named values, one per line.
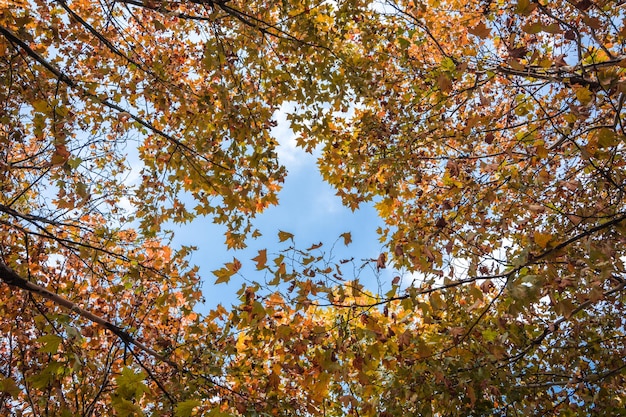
left=272, top=103, right=322, bottom=173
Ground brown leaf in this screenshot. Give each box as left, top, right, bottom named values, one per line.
left=376, top=253, right=386, bottom=270
left=508, top=46, right=528, bottom=59
left=480, top=280, right=494, bottom=293
left=446, top=160, right=460, bottom=177
left=51, top=144, right=70, bottom=166
left=437, top=73, right=453, bottom=93
left=468, top=21, right=491, bottom=38
left=450, top=327, right=465, bottom=338
left=564, top=30, right=576, bottom=40
left=554, top=54, right=568, bottom=67
left=307, top=242, right=323, bottom=251
left=394, top=243, right=404, bottom=257
left=424, top=246, right=435, bottom=262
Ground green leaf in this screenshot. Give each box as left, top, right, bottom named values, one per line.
left=37, top=334, right=63, bottom=354
left=112, top=396, right=145, bottom=417
left=175, top=399, right=202, bottom=417
left=67, top=156, right=82, bottom=169
left=29, top=361, right=62, bottom=389
left=251, top=301, right=266, bottom=318
left=430, top=293, right=444, bottom=311
left=482, top=329, right=499, bottom=342
left=597, top=127, right=617, bottom=148
left=76, top=182, right=89, bottom=200
left=213, top=258, right=241, bottom=284
left=213, top=267, right=233, bottom=284
left=397, top=37, right=411, bottom=49
left=116, top=367, right=149, bottom=400
left=521, top=22, right=542, bottom=34
left=441, top=57, right=456, bottom=73
left=152, top=19, right=166, bottom=31
left=0, top=376, right=21, bottom=398
left=515, top=0, right=536, bottom=14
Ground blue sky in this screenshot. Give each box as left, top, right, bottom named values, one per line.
left=170, top=107, right=389, bottom=311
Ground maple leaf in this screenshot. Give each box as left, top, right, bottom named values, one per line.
left=468, top=21, right=491, bottom=38
left=2, top=0, right=626, bottom=415
left=50, top=143, right=71, bottom=166
left=252, top=249, right=267, bottom=270
left=533, top=232, right=552, bottom=249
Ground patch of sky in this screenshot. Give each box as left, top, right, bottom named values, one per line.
left=162, top=102, right=387, bottom=312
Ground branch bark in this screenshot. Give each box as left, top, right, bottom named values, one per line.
left=0, top=259, right=177, bottom=368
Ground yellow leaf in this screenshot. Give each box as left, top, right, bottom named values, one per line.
left=213, top=259, right=240, bottom=284
left=32, top=99, right=49, bottom=113
left=212, top=267, right=232, bottom=284
left=278, top=230, right=294, bottom=242
left=534, top=232, right=552, bottom=249
left=574, top=86, right=593, bottom=105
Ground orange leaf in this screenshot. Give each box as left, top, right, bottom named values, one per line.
left=252, top=249, right=267, bottom=270
left=534, top=232, right=552, bottom=249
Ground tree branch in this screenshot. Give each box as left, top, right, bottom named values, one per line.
left=0, top=24, right=229, bottom=171
left=314, top=212, right=626, bottom=308
left=0, top=259, right=176, bottom=368
left=494, top=56, right=626, bottom=90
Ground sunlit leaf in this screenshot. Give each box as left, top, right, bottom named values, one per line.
left=252, top=249, right=267, bottom=270
left=278, top=230, right=294, bottom=242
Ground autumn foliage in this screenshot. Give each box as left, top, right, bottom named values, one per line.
left=1, top=0, right=626, bottom=415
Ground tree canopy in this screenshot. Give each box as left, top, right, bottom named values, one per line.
left=1, top=0, right=626, bottom=415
